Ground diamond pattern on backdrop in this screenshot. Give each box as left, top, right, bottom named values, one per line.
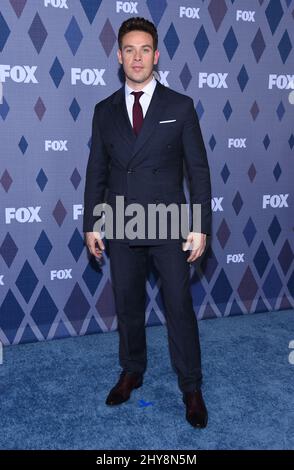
left=0, top=0, right=293, bottom=344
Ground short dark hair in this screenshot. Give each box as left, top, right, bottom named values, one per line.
left=118, top=17, right=158, bottom=51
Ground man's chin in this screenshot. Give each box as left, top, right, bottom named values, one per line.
left=126, top=73, right=152, bottom=84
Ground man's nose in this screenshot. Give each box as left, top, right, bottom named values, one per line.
left=134, top=52, right=142, bottom=61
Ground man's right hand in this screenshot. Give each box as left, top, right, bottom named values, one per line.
left=85, top=232, right=105, bottom=259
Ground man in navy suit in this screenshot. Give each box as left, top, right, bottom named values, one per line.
left=83, top=17, right=212, bottom=428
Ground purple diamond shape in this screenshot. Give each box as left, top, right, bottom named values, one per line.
left=251, top=28, right=266, bottom=63
left=34, top=97, right=46, bottom=121
left=9, top=0, right=27, bottom=18
left=208, top=0, right=228, bottom=32
left=237, top=267, right=258, bottom=312
left=217, top=218, right=231, bottom=248
left=248, top=163, right=257, bottom=182
left=99, top=19, right=116, bottom=57
left=28, top=13, right=48, bottom=54
left=0, top=169, right=13, bottom=192
left=250, top=101, right=259, bottom=121
left=53, top=200, right=67, bottom=226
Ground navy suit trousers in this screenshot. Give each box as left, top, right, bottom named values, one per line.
left=108, top=240, right=203, bottom=393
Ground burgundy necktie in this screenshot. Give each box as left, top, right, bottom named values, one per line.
left=131, top=91, right=144, bottom=136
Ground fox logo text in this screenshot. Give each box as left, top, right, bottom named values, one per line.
left=268, top=75, right=294, bottom=90
left=179, top=6, right=200, bottom=18
left=262, top=194, right=289, bottom=209
left=236, top=10, right=255, bottom=22
left=5, top=207, right=41, bottom=224
left=153, top=71, right=170, bottom=87
left=71, top=68, right=106, bottom=86
left=199, top=73, right=228, bottom=88
left=228, top=138, right=247, bottom=149
left=0, top=65, right=38, bottom=83
left=227, top=254, right=245, bottom=263
left=73, top=205, right=83, bottom=220
left=212, top=197, right=223, bottom=212
left=116, top=2, right=138, bottom=13
left=44, top=0, right=68, bottom=8
left=51, top=269, right=72, bottom=280
left=45, top=140, right=68, bottom=151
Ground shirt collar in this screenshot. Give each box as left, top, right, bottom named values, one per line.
left=125, top=75, right=157, bottom=98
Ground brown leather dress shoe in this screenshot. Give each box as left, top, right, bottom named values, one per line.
left=182, top=390, right=208, bottom=428
left=105, top=371, right=143, bottom=406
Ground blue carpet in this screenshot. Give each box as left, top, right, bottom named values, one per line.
left=0, top=309, right=294, bottom=450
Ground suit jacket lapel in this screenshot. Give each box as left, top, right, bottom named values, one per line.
left=112, top=79, right=168, bottom=168
left=112, top=85, right=136, bottom=148
left=127, top=80, right=168, bottom=168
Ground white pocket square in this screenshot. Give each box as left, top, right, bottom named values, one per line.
left=159, top=119, right=177, bottom=124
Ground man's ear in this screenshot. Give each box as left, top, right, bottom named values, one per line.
left=117, top=49, right=122, bottom=64
left=154, top=50, right=160, bottom=65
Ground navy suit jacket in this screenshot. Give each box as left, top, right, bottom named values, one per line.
left=83, top=79, right=212, bottom=245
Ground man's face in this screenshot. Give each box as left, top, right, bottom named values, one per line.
left=117, top=30, right=159, bottom=88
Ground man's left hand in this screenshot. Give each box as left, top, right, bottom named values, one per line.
left=182, top=232, right=207, bottom=263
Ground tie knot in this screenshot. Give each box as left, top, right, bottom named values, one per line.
left=131, top=91, right=144, bottom=102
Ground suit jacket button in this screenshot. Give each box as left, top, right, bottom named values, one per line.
left=127, top=169, right=133, bottom=174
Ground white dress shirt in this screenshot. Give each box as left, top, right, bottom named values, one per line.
left=125, top=75, right=157, bottom=127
